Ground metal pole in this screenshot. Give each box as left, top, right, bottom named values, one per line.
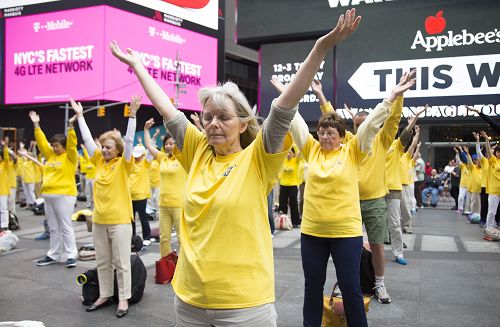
left=64, top=102, right=69, bottom=135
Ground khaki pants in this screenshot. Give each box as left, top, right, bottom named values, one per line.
left=401, top=184, right=413, bottom=230
left=470, top=192, right=481, bottom=214
left=8, top=188, right=16, bottom=214
left=159, top=206, right=181, bottom=257
left=486, top=195, right=500, bottom=229
left=174, top=296, right=277, bottom=327
left=93, top=223, right=132, bottom=300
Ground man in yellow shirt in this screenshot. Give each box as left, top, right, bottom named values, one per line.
left=480, top=132, right=500, bottom=233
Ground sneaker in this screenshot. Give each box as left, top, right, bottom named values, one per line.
left=373, top=284, right=392, bottom=304
left=395, top=256, right=407, bottom=265
left=271, top=234, right=275, bottom=239
left=402, top=227, right=413, bottom=234
left=36, top=256, right=57, bottom=266
left=403, top=242, right=408, bottom=249
left=150, top=238, right=157, bottom=243
left=35, top=232, right=50, bottom=240
left=430, top=203, right=437, bottom=208
left=450, top=206, right=458, bottom=210
left=143, top=240, right=151, bottom=246
left=410, top=208, right=417, bottom=215
left=66, top=258, right=77, bottom=268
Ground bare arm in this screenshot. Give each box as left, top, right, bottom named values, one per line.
left=310, top=79, right=329, bottom=107
left=480, top=130, right=492, bottom=158
left=407, top=126, right=420, bottom=155
left=473, top=132, right=484, bottom=160
left=123, top=95, right=140, bottom=161
left=143, top=118, right=160, bottom=159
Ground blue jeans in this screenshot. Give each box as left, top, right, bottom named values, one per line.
left=422, top=187, right=439, bottom=205
left=268, top=190, right=275, bottom=235
left=301, top=234, right=367, bottom=327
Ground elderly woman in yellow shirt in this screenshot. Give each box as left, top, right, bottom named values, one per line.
left=479, top=131, right=500, bottom=232
left=111, top=9, right=362, bottom=326
left=288, top=77, right=416, bottom=325
left=29, top=111, right=79, bottom=268
left=71, top=96, right=140, bottom=318
left=278, top=146, right=303, bottom=227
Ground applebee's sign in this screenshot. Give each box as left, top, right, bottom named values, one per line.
left=411, top=10, right=500, bottom=52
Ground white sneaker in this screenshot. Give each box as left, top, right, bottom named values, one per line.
left=373, top=284, right=392, bottom=304
left=150, top=238, right=157, bottom=243
left=143, top=240, right=151, bottom=246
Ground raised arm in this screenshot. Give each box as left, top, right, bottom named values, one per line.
left=480, top=130, right=492, bottom=158
left=123, top=95, right=140, bottom=161
left=190, top=113, right=204, bottom=132
left=19, top=151, right=44, bottom=168
left=66, top=115, right=78, bottom=163
left=467, top=106, right=500, bottom=134
left=356, top=70, right=417, bottom=153
left=70, top=99, right=98, bottom=157
left=407, top=126, right=420, bottom=155
left=110, top=41, right=177, bottom=121
left=30, top=111, right=54, bottom=159
left=463, top=146, right=473, bottom=168
left=472, top=132, right=483, bottom=160
left=143, top=118, right=160, bottom=159
left=310, top=79, right=334, bottom=115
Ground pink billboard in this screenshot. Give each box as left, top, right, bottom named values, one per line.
left=5, top=6, right=105, bottom=104
left=5, top=5, right=218, bottom=111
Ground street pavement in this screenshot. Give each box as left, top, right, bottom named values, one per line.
left=1, top=197, right=499, bottom=327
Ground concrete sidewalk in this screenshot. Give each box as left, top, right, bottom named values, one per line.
left=1, top=199, right=499, bottom=326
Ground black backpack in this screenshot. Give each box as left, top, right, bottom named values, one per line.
left=359, top=247, right=375, bottom=295
left=80, top=255, right=147, bottom=305
left=8, top=211, right=20, bottom=231
left=114, top=254, right=147, bottom=304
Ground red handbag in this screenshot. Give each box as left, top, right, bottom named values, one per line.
left=155, top=251, right=178, bottom=284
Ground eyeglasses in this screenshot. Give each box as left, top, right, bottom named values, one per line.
left=317, top=131, right=339, bottom=138
left=201, top=112, right=239, bottom=124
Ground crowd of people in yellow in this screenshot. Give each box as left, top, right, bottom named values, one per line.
left=0, top=8, right=499, bottom=327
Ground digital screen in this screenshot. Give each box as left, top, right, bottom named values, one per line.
left=259, top=40, right=334, bottom=122
left=5, top=5, right=218, bottom=111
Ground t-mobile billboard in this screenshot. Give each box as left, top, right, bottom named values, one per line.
left=5, top=5, right=218, bottom=111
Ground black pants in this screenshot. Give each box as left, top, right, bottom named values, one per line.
left=414, top=181, right=424, bottom=207
left=279, top=185, right=300, bottom=225
left=301, top=234, right=367, bottom=327
left=132, top=199, right=151, bottom=241
left=450, top=185, right=459, bottom=208
left=480, top=187, right=488, bottom=224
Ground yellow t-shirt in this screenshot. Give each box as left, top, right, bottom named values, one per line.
left=22, top=158, right=36, bottom=183
left=320, top=97, right=403, bottom=200
left=409, top=159, right=416, bottom=184
left=82, top=148, right=96, bottom=179
left=385, top=139, right=404, bottom=191
left=0, top=147, right=12, bottom=195
left=480, top=157, right=489, bottom=188
left=487, top=156, right=499, bottom=196
left=400, top=152, right=412, bottom=186
left=91, top=150, right=133, bottom=224
left=300, top=134, right=363, bottom=238
left=157, top=152, right=187, bottom=208
left=467, top=158, right=482, bottom=193
left=279, top=156, right=302, bottom=186
left=149, top=160, right=161, bottom=188
left=172, top=124, right=292, bottom=309
left=79, top=155, right=88, bottom=174
left=8, top=160, right=17, bottom=189
left=129, top=159, right=151, bottom=201
left=459, top=163, right=469, bottom=188
left=35, top=127, right=78, bottom=196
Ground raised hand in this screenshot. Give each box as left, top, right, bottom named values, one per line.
left=343, top=103, right=355, bottom=119
left=316, top=9, right=362, bottom=52
left=110, top=40, right=142, bottom=68
left=311, top=79, right=323, bottom=95
left=463, top=146, right=469, bottom=154
left=144, top=118, right=155, bottom=130
left=465, top=106, right=480, bottom=114
left=190, top=113, right=200, bottom=124
left=472, top=132, right=480, bottom=141
left=129, top=94, right=142, bottom=118
left=153, top=128, right=160, bottom=138
left=414, top=125, right=420, bottom=134
left=479, top=130, right=489, bottom=140
left=68, top=115, right=77, bottom=128
left=29, top=111, right=40, bottom=125
left=270, top=76, right=286, bottom=94
left=69, top=99, right=84, bottom=117
left=389, top=69, right=416, bottom=102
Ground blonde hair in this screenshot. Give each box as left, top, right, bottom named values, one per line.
left=198, top=81, right=259, bottom=149
left=98, top=131, right=124, bottom=156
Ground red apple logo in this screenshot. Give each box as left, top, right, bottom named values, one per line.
left=425, top=10, right=446, bottom=35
